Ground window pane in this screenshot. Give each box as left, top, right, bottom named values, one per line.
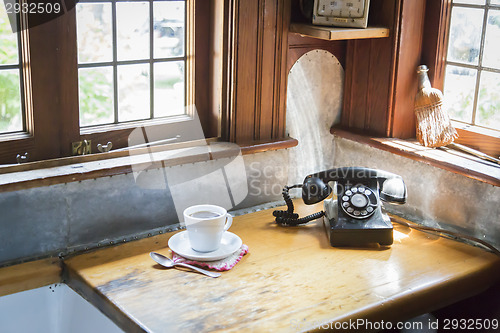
left=0, top=69, right=22, bottom=133
left=0, top=1, right=18, bottom=65
left=118, top=63, right=150, bottom=122
left=452, top=0, right=485, bottom=5
left=154, top=1, right=185, bottom=58
left=490, top=0, right=500, bottom=5
left=447, top=7, right=483, bottom=65
left=116, top=2, right=149, bottom=61
left=476, top=71, right=500, bottom=129
left=482, top=9, right=500, bottom=69
left=77, top=3, right=113, bottom=64
left=154, top=61, right=184, bottom=118
left=79, top=67, right=114, bottom=127
left=444, top=65, right=477, bottom=123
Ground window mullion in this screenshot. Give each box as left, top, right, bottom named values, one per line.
left=150, top=0, right=154, bottom=120
left=112, top=0, right=118, bottom=124
left=470, top=3, right=489, bottom=126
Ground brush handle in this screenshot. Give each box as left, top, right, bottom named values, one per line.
left=417, top=65, right=431, bottom=90
left=448, top=143, right=500, bottom=165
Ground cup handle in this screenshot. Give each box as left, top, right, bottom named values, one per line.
left=223, top=214, right=233, bottom=232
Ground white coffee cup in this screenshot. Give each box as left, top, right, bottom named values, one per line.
left=183, top=204, right=233, bottom=252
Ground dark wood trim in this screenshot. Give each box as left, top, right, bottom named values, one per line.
left=421, top=0, right=452, bottom=90
left=0, top=136, right=35, bottom=165
left=390, top=0, right=427, bottom=138
left=221, top=0, right=238, bottom=142
left=20, top=9, right=33, bottom=135
left=26, top=7, right=69, bottom=162
left=274, top=0, right=290, bottom=140
left=209, top=0, right=225, bottom=138
left=331, top=127, right=500, bottom=187
left=57, top=4, right=80, bottom=158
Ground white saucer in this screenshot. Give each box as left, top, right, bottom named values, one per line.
left=168, top=231, right=242, bottom=261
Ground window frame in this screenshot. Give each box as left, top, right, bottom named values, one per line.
left=0, top=0, right=213, bottom=165
left=422, top=0, right=500, bottom=157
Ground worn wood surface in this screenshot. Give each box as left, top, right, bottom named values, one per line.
left=0, top=138, right=297, bottom=193
left=64, top=201, right=500, bottom=332
left=0, top=258, right=61, bottom=297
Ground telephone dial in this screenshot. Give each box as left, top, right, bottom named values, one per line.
left=273, top=167, right=407, bottom=247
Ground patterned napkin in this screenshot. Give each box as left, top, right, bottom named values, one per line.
left=172, top=244, right=249, bottom=271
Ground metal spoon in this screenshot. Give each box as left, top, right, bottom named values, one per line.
left=149, top=252, right=221, bottom=278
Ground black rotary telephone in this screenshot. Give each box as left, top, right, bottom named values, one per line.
left=273, top=167, right=407, bottom=247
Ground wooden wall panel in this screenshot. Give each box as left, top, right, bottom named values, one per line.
left=346, top=40, right=371, bottom=130
left=222, top=0, right=290, bottom=144
left=275, top=0, right=290, bottom=139
left=234, top=0, right=258, bottom=142
left=194, top=0, right=213, bottom=137
left=223, top=0, right=429, bottom=143
left=340, top=0, right=399, bottom=137
left=367, top=37, right=394, bottom=135
left=340, top=0, right=428, bottom=139
left=421, top=0, right=452, bottom=90
left=256, top=0, right=276, bottom=140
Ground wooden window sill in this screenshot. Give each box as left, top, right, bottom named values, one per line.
left=452, top=121, right=500, bottom=158
left=331, top=128, right=500, bottom=187
left=0, top=138, right=297, bottom=193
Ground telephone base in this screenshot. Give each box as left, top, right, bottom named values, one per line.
left=323, top=215, right=393, bottom=247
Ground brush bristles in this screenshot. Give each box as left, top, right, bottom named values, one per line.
left=414, top=84, right=458, bottom=147
left=415, top=102, right=458, bottom=147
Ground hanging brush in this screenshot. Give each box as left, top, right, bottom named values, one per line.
left=414, top=65, right=458, bottom=147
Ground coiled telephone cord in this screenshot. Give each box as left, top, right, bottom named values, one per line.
left=273, top=185, right=325, bottom=226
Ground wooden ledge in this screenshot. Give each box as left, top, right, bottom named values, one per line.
left=0, top=258, right=61, bottom=297
left=239, top=137, right=298, bottom=154
left=290, top=23, right=390, bottom=41
left=0, top=138, right=297, bottom=193
left=331, top=128, right=500, bottom=187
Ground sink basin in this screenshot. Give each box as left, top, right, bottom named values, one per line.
left=0, top=283, right=123, bottom=333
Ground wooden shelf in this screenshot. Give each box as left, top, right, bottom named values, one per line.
left=290, top=23, right=390, bottom=41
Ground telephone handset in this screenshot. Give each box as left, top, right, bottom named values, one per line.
left=273, top=167, right=407, bottom=247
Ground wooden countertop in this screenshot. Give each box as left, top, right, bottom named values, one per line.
left=63, top=202, right=500, bottom=332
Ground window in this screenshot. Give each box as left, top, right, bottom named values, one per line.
left=0, top=0, right=23, bottom=134
left=444, top=0, right=500, bottom=132
left=76, top=0, right=185, bottom=127
left=424, top=0, right=500, bottom=157
left=0, top=0, right=212, bottom=165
